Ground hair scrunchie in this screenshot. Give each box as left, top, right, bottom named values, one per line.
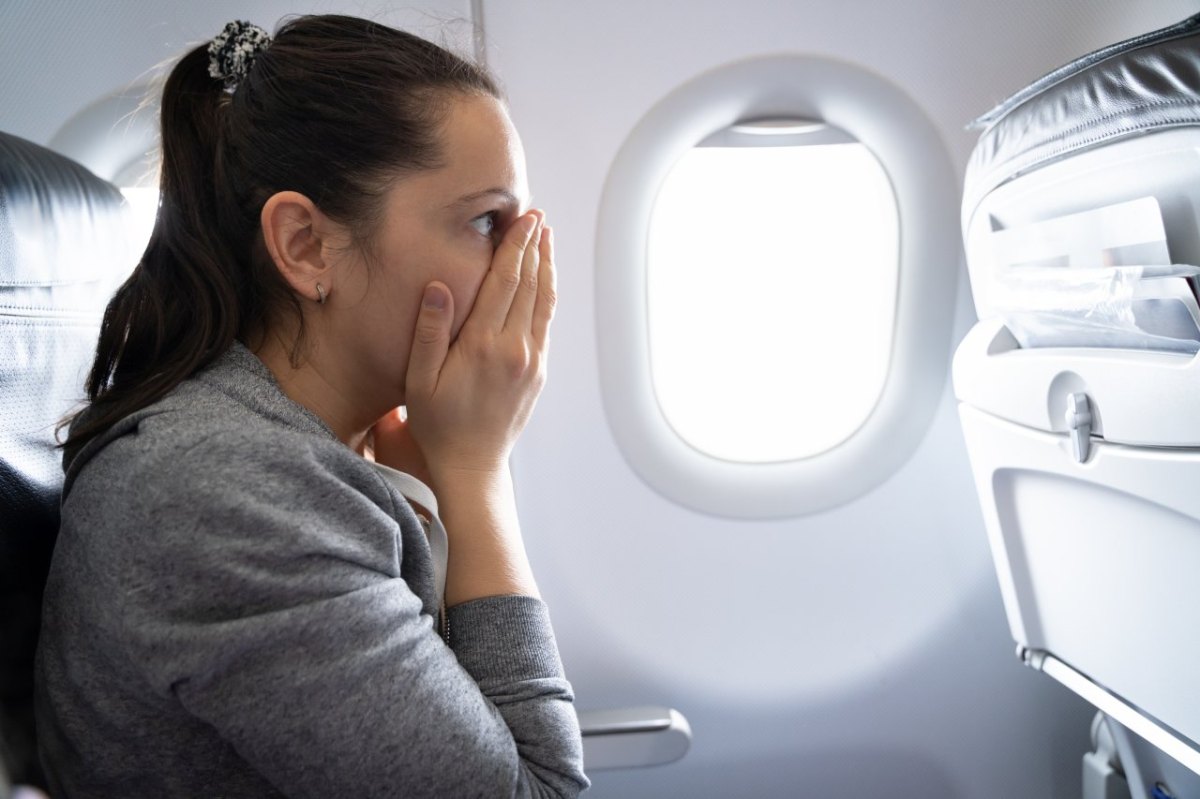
left=207, top=20, right=272, bottom=91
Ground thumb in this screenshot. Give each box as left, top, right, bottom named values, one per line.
left=407, top=282, right=453, bottom=398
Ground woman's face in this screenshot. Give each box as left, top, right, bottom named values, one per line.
left=323, top=92, right=530, bottom=409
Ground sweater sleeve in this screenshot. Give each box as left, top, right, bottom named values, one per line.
left=120, top=429, right=588, bottom=798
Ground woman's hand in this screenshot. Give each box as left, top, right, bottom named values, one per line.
left=398, top=210, right=553, bottom=605
left=368, top=408, right=434, bottom=487
left=403, top=210, right=555, bottom=483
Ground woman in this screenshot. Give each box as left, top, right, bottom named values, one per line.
left=35, top=15, right=587, bottom=798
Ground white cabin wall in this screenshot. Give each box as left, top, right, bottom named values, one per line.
left=486, top=1, right=1199, bottom=797
left=0, top=0, right=476, bottom=148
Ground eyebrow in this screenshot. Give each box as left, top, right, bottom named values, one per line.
left=447, top=187, right=525, bottom=209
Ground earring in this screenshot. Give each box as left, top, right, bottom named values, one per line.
left=316, top=283, right=327, bottom=305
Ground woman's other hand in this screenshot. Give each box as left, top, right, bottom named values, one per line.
left=369, top=408, right=434, bottom=487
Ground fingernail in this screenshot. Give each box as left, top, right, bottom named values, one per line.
left=423, top=285, right=446, bottom=310
left=522, top=215, right=538, bottom=237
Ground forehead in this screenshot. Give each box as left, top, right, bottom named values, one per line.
left=410, top=93, right=529, bottom=209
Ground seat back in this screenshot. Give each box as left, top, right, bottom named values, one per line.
left=0, top=131, right=136, bottom=789
left=952, top=12, right=1200, bottom=793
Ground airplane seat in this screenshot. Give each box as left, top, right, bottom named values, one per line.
left=0, top=130, right=136, bottom=794
left=953, top=12, right=1200, bottom=799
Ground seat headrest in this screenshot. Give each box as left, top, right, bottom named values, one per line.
left=0, top=130, right=134, bottom=311
left=964, top=12, right=1200, bottom=218
left=0, top=129, right=138, bottom=516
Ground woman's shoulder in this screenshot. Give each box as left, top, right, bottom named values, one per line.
left=61, top=367, right=414, bottom=588
left=103, top=393, right=390, bottom=514
left=65, top=353, right=404, bottom=533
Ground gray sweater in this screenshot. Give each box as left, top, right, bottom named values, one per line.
left=34, top=343, right=588, bottom=797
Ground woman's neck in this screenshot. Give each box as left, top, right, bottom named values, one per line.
left=251, top=331, right=378, bottom=451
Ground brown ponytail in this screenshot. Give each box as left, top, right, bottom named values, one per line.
left=64, top=15, right=498, bottom=457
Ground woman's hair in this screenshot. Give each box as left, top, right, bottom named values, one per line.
left=63, top=14, right=499, bottom=456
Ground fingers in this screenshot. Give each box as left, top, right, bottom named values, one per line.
left=406, top=282, right=454, bottom=398
left=531, top=225, right=556, bottom=343
left=371, top=408, right=435, bottom=486
left=372, top=406, right=405, bottom=439
left=504, top=214, right=544, bottom=332
left=463, top=211, right=541, bottom=335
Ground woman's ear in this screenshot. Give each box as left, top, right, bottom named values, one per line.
left=261, top=191, right=336, bottom=303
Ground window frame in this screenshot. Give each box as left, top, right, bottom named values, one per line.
left=594, top=55, right=960, bottom=519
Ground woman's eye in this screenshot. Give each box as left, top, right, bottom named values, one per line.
left=469, top=212, right=496, bottom=238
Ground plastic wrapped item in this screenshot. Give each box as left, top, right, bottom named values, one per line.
left=993, top=265, right=1200, bottom=354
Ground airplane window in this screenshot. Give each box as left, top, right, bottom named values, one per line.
left=595, top=55, right=958, bottom=518
left=647, top=121, right=898, bottom=462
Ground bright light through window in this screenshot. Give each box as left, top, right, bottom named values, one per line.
left=647, top=135, right=899, bottom=463
left=119, top=187, right=158, bottom=255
